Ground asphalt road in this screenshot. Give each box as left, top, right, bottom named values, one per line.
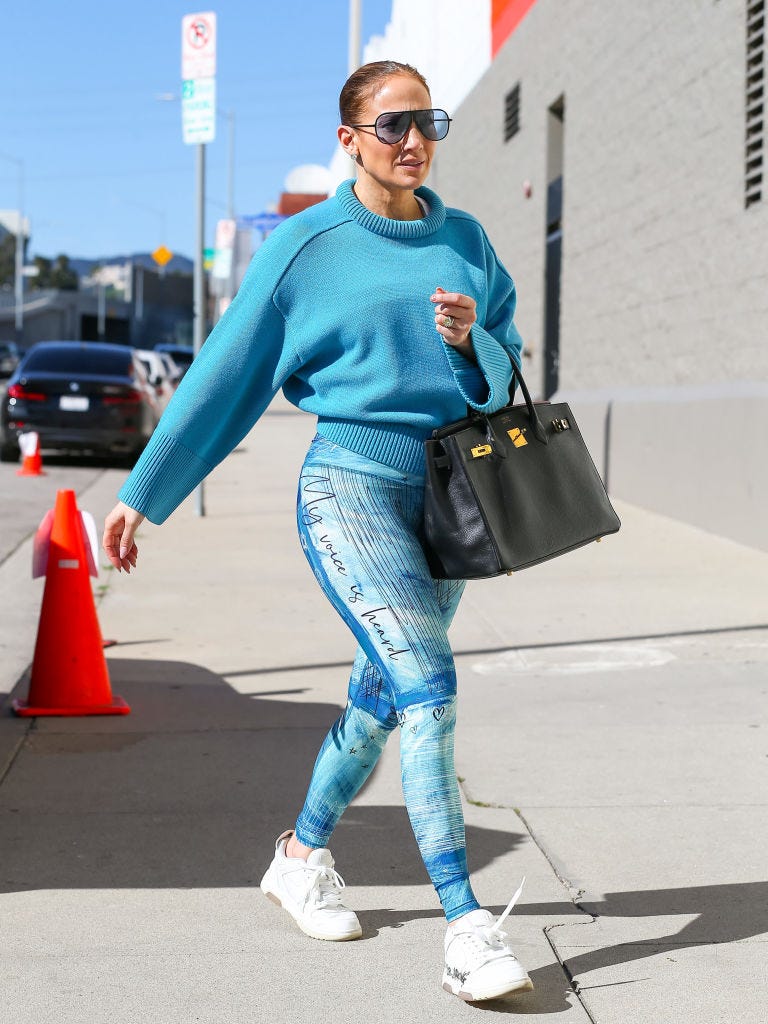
left=0, top=455, right=116, bottom=566
left=0, top=453, right=126, bottom=702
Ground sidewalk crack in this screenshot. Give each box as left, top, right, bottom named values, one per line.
left=456, top=778, right=602, bottom=1012
left=0, top=713, right=35, bottom=788
left=514, top=805, right=602, bottom=1011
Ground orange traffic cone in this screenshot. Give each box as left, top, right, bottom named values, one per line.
left=16, top=431, right=45, bottom=477
left=13, top=489, right=130, bottom=716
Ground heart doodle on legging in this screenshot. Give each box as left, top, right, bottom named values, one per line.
left=432, top=706, right=445, bottom=721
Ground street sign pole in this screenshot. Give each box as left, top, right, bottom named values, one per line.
left=193, top=140, right=206, bottom=518
left=182, top=11, right=217, bottom=518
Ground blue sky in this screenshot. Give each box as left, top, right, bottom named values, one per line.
left=1, top=1, right=392, bottom=261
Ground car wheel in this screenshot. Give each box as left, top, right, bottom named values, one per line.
left=0, top=442, right=20, bottom=463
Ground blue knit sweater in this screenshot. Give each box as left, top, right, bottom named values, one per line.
left=119, top=179, right=523, bottom=524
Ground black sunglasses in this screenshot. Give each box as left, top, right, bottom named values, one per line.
left=350, top=108, right=452, bottom=145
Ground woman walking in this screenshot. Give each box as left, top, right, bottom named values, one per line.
left=103, top=60, right=533, bottom=1003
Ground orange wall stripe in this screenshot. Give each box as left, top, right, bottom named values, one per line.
left=491, top=0, right=539, bottom=57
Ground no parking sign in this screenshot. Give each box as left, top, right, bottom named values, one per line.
left=181, top=11, right=217, bottom=145
left=181, top=11, right=217, bottom=79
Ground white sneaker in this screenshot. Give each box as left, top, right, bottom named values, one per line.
left=442, top=878, right=534, bottom=1002
left=260, top=830, right=362, bottom=941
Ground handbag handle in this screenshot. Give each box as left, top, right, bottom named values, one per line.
left=506, top=354, right=548, bottom=445
left=464, top=351, right=548, bottom=447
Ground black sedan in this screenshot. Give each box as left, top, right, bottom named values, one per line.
left=0, top=341, right=160, bottom=463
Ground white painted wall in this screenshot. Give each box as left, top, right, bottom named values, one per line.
left=328, top=0, right=492, bottom=191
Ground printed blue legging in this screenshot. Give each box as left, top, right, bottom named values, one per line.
left=293, top=435, right=480, bottom=921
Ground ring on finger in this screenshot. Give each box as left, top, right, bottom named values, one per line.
left=442, top=314, right=455, bottom=328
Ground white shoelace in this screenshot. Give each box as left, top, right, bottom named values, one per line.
left=450, top=876, right=526, bottom=963
left=303, top=864, right=347, bottom=910
left=492, top=875, right=526, bottom=936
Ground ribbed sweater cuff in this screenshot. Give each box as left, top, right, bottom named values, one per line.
left=118, top=430, right=212, bottom=524
left=316, top=418, right=428, bottom=475
left=442, top=344, right=490, bottom=407
left=448, top=326, right=514, bottom=412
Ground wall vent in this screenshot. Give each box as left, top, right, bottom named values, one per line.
left=745, top=0, right=765, bottom=207
left=504, top=83, right=521, bottom=142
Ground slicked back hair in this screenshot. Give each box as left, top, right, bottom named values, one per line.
left=339, top=60, right=431, bottom=126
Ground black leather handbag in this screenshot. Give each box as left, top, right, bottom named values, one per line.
left=423, top=356, right=621, bottom=579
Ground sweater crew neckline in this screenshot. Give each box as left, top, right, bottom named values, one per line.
left=335, top=179, right=445, bottom=238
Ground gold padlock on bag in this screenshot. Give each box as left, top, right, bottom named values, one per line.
left=471, top=443, right=493, bottom=459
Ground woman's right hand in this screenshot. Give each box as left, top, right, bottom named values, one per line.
left=102, top=501, right=145, bottom=573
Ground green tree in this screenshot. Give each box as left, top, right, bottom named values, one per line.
left=30, top=255, right=52, bottom=288
left=49, top=254, right=78, bottom=290
left=29, top=254, right=78, bottom=291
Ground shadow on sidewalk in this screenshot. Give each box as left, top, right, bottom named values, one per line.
left=556, top=883, right=768, bottom=984
left=3, top=656, right=764, bottom=1015
left=0, top=657, right=531, bottom=900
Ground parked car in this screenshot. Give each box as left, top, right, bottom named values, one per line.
left=0, top=342, right=21, bottom=378
left=135, top=348, right=177, bottom=411
left=0, top=341, right=159, bottom=463
left=156, top=351, right=182, bottom=387
left=154, top=344, right=194, bottom=379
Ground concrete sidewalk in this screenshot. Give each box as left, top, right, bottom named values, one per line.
left=1, top=400, right=767, bottom=1023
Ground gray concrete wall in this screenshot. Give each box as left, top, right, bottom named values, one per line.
left=434, top=0, right=767, bottom=550
left=553, top=383, right=768, bottom=552
left=435, top=0, right=767, bottom=395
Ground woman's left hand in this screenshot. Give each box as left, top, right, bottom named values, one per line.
left=430, top=287, right=477, bottom=360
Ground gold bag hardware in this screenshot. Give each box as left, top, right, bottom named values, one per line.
left=507, top=427, right=528, bottom=447
left=471, top=444, right=493, bottom=458
left=552, top=418, right=571, bottom=432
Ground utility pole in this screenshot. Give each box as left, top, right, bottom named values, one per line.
left=348, top=0, right=362, bottom=177
left=135, top=263, right=144, bottom=322
left=97, top=283, right=106, bottom=338
left=226, top=108, right=235, bottom=219
left=0, top=154, right=25, bottom=345
left=14, top=185, right=23, bottom=344
left=348, top=0, right=361, bottom=75
left=157, top=97, right=235, bottom=226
